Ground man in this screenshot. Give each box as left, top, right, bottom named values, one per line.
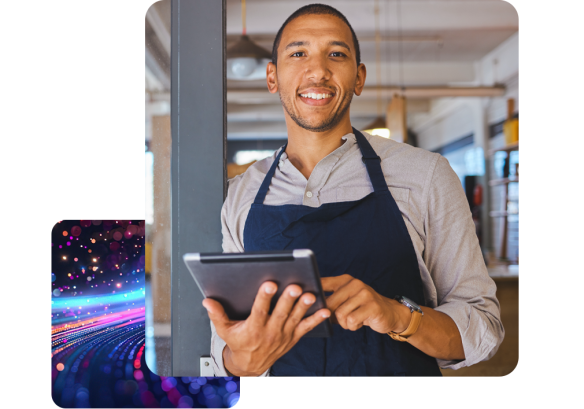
left=202, top=4, right=504, bottom=376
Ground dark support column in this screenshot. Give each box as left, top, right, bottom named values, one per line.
left=171, top=0, right=226, bottom=376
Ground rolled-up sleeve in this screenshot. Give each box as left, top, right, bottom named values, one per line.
left=424, top=156, right=505, bottom=369
left=208, top=189, right=269, bottom=377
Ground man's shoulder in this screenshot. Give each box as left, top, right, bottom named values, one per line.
left=226, top=148, right=282, bottom=200
left=363, top=132, right=441, bottom=171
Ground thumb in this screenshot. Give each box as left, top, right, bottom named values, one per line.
left=202, top=298, right=232, bottom=331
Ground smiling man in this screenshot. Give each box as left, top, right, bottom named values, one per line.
left=202, top=3, right=504, bottom=376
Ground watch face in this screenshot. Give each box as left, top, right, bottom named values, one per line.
left=400, top=296, right=422, bottom=313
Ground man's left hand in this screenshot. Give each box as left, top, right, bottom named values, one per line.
left=321, top=274, right=409, bottom=334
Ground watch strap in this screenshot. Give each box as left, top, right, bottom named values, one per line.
left=388, top=307, right=423, bottom=342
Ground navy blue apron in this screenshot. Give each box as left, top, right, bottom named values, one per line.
left=243, top=128, right=442, bottom=376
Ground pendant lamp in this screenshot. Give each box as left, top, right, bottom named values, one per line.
left=362, top=0, right=390, bottom=138
left=363, top=116, right=390, bottom=139
left=227, top=0, right=271, bottom=80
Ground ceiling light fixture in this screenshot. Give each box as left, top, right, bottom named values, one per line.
left=363, top=0, right=390, bottom=139
left=226, top=0, right=271, bottom=80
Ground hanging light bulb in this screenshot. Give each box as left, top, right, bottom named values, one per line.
left=226, top=0, right=271, bottom=80
left=362, top=0, right=390, bottom=139
left=363, top=117, right=390, bottom=139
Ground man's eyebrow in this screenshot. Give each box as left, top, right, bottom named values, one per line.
left=285, top=41, right=309, bottom=50
left=283, top=40, right=351, bottom=52
left=329, top=41, right=351, bottom=52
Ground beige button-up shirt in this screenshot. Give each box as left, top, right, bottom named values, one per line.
left=211, top=131, right=504, bottom=376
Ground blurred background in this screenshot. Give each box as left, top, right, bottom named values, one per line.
left=144, top=0, right=518, bottom=377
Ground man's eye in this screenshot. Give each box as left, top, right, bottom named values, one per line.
left=330, top=52, right=346, bottom=57
left=291, top=51, right=305, bottom=57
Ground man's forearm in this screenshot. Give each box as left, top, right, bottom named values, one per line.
left=394, top=301, right=465, bottom=360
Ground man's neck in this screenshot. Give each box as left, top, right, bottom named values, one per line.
left=284, top=118, right=353, bottom=180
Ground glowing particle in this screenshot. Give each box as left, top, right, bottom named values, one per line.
left=66, top=242, right=71, bottom=246
left=67, top=273, right=71, bottom=277
left=93, top=267, right=98, bottom=271
left=62, top=256, right=67, bottom=260
left=88, top=250, right=92, bottom=253
left=62, top=231, right=68, bottom=236
left=56, top=363, right=64, bottom=371
left=92, top=258, right=97, bottom=262
left=87, top=277, right=92, bottom=282
left=116, top=283, right=121, bottom=288
left=74, top=258, right=78, bottom=262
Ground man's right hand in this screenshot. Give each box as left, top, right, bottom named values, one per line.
left=202, top=281, right=331, bottom=376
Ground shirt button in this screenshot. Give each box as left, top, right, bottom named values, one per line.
left=306, top=191, right=313, bottom=198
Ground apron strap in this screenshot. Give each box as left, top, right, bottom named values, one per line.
left=253, top=144, right=288, bottom=204
left=353, top=128, right=389, bottom=193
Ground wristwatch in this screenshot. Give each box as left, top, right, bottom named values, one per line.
left=388, top=295, right=423, bottom=342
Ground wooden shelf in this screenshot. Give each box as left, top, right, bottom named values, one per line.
left=489, top=177, right=519, bottom=186
left=488, top=142, right=519, bottom=156
left=490, top=211, right=519, bottom=218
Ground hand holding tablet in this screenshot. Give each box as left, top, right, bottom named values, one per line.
left=183, top=249, right=333, bottom=376
left=202, top=281, right=330, bottom=377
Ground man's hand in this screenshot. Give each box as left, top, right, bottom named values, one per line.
left=202, top=281, right=331, bottom=376
left=322, top=274, right=410, bottom=334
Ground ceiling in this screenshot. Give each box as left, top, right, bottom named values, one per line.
left=146, top=0, right=518, bottom=139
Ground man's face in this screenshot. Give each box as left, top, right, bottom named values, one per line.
left=267, top=14, right=365, bottom=133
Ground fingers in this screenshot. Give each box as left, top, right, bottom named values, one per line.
left=325, top=278, right=363, bottom=312
left=248, top=281, right=278, bottom=327
left=202, top=298, right=232, bottom=332
left=293, top=308, right=331, bottom=341
left=320, top=274, right=353, bottom=293
left=281, top=291, right=316, bottom=334
left=332, top=288, right=370, bottom=329
left=268, top=284, right=304, bottom=330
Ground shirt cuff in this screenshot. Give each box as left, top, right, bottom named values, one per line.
left=433, top=301, right=503, bottom=370
left=210, top=330, right=270, bottom=377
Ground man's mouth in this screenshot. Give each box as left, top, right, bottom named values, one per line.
left=298, top=90, right=335, bottom=106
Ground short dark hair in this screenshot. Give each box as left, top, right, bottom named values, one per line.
left=271, top=3, right=361, bottom=67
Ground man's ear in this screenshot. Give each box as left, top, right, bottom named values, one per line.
left=266, top=62, right=278, bottom=94
left=354, top=63, right=367, bottom=96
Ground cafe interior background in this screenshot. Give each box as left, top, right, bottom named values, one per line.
left=143, top=0, right=518, bottom=377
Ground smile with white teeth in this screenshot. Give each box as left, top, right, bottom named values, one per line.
left=300, top=93, right=333, bottom=100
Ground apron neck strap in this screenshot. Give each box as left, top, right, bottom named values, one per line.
left=253, top=129, right=388, bottom=205
left=253, top=144, right=287, bottom=204
left=353, top=128, right=389, bottom=193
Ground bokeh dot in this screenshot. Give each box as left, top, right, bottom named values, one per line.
left=56, top=363, right=64, bottom=371
left=225, top=381, right=237, bottom=393
left=113, top=231, right=123, bottom=241
left=71, top=226, right=82, bottom=236
left=62, top=231, right=68, bottom=236
left=53, top=289, right=61, bottom=297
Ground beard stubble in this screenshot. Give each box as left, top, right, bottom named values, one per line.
left=279, top=85, right=354, bottom=133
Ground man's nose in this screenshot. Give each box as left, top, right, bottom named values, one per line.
left=305, top=54, right=331, bottom=82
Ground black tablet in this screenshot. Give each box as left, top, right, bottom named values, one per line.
left=183, top=249, right=332, bottom=337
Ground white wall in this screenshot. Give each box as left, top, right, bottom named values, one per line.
left=410, top=32, right=519, bottom=151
